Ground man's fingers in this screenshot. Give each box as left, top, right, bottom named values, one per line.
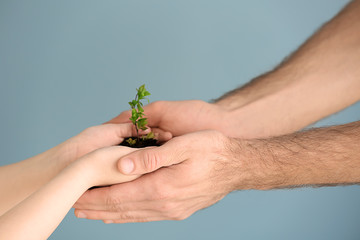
left=117, top=139, right=187, bottom=175
left=73, top=186, right=112, bottom=210
left=110, top=217, right=165, bottom=224
left=74, top=174, right=154, bottom=210
left=75, top=209, right=162, bottom=221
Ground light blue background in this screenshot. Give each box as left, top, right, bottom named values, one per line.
left=1, top=0, right=360, bottom=239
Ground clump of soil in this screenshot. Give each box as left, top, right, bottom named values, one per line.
left=120, top=137, right=160, bottom=148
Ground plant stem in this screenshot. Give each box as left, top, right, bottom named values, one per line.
left=134, top=93, right=139, bottom=140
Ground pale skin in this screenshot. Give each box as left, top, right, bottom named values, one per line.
left=0, top=146, right=138, bottom=240
left=0, top=123, right=137, bottom=216
left=0, top=123, right=170, bottom=239
left=74, top=0, right=360, bottom=223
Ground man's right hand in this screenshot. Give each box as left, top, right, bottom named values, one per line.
left=107, top=100, right=235, bottom=137
left=74, top=130, right=244, bottom=223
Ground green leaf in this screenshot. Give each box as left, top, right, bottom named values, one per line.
left=130, top=109, right=139, bottom=123
left=129, top=116, right=137, bottom=124
left=129, top=100, right=138, bottom=108
left=128, top=84, right=152, bottom=137
left=146, top=131, right=155, bottom=139
left=131, top=108, right=137, bottom=116
left=137, top=103, right=144, bottom=112
left=137, top=118, right=148, bottom=128
left=138, top=84, right=145, bottom=92
left=137, top=111, right=144, bottom=117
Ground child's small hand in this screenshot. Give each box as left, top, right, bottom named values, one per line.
left=62, top=123, right=171, bottom=165
left=63, top=123, right=142, bottom=163
left=75, top=146, right=142, bottom=188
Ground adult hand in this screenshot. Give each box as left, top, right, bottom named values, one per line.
left=107, top=100, right=235, bottom=137
left=73, top=130, right=240, bottom=223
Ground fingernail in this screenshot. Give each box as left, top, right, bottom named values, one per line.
left=104, top=220, right=114, bottom=224
left=120, top=158, right=134, bottom=174
left=77, top=212, right=87, bottom=219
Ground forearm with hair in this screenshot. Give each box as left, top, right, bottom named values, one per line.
left=231, top=121, right=360, bottom=190
left=215, top=1, right=360, bottom=138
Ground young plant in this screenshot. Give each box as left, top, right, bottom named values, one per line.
left=126, top=84, right=155, bottom=146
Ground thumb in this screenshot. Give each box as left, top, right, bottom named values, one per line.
left=118, top=143, right=186, bottom=175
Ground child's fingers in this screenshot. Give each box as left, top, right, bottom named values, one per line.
left=151, top=128, right=173, bottom=143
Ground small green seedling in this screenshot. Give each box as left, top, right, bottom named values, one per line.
left=126, top=84, right=155, bottom=146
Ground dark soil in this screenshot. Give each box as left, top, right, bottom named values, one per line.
left=120, top=137, right=160, bottom=148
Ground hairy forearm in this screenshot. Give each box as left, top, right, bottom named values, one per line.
left=216, top=0, right=360, bottom=138
left=231, top=121, right=360, bottom=190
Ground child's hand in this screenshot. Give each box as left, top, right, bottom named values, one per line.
left=60, top=123, right=171, bottom=168
left=0, top=143, right=144, bottom=240
left=74, top=146, right=142, bottom=188
left=64, top=123, right=140, bottom=163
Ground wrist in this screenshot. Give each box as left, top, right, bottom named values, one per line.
left=227, top=138, right=287, bottom=191
left=66, top=155, right=100, bottom=189
left=48, top=141, right=78, bottom=174
left=213, top=69, right=285, bottom=111
left=207, top=103, right=243, bottom=138
left=214, top=95, right=249, bottom=111
left=51, top=132, right=94, bottom=172
left=28, top=143, right=73, bottom=182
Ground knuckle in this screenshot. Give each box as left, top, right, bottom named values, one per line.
left=141, top=151, right=161, bottom=172
left=152, top=190, right=170, bottom=201
left=148, top=101, right=166, bottom=117
left=150, top=101, right=164, bottom=111
left=159, top=201, right=177, bottom=212
left=152, top=183, right=175, bottom=201
left=206, top=130, right=229, bottom=149
left=105, top=194, right=121, bottom=212
left=120, top=110, right=131, bottom=118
